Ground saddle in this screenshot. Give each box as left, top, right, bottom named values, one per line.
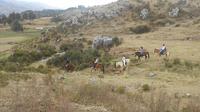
left=160, top=50, right=167, bottom=55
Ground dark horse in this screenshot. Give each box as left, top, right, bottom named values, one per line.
left=135, top=51, right=150, bottom=60
left=91, top=62, right=105, bottom=74
left=65, top=63, right=75, bottom=72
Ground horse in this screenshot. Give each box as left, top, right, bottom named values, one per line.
left=65, top=63, right=75, bottom=72
left=134, top=51, right=150, bottom=60
left=91, top=63, right=105, bottom=74
left=154, top=48, right=170, bottom=57
left=115, top=59, right=130, bottom=71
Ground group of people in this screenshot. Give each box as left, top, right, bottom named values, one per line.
left=92, top=44, right=167, bottom=69
left=139, top=44, right=167, bottom=56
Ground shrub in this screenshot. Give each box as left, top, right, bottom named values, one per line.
left=36, top=65, right=50, bottom=74
left=112, top=37, right=122, bottom=46
left=38, top=44, right=56, bottom=57
left=8, top=49, right=46, bottom=66
left=4, top=62, right=22, bottom=72
left=184, top=61, right=193, bottom=69
left=173, top=58, right=181, bottom=65
left=142, top=84, right=150, bottom=92
left=47, top=55, right=67, bottom=68
left=8, top=50, right=34, bottom=65
left=11, top=20, right=23, bottom=32
left=47, top=48, right=100, bottom=70
left=165, top=61, right=173, bottom=68
left=115, top=86, right=126, bottom=94
left=60, top=42, right=84, bottom=52
left=129, top=25, right=151, bottom=34
left=87, top=40, right=93, bottom=45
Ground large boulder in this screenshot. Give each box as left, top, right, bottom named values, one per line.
left=92, top=36, right=114, bottom=49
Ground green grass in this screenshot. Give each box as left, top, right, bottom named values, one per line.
left=0, top=52, right=10, bottom=60
left=0, top=29, right=41, bottom=53
left=0, top=29, right=40, bottom=39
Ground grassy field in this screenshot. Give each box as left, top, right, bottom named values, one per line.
left=0, top=29, right=40, bottom=53
left=1, top=24, right=200, bottom=112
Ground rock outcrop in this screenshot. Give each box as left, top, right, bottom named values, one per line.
left=92, top=35, right=114, bottom=49
left=59, top=0, right=200, bottom=28
left=61, top=0, right=132, bottom=27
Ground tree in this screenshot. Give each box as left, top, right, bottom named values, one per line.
left=21, top=10, right=36, bottom=20
left=11, top=20, right=23, bottom=32
left=0, top=14, right=7, bottom=26
left=7, top=12, right=21, bottom=24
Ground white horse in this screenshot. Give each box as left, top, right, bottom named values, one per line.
left=115, top=59, right=130, bottom=71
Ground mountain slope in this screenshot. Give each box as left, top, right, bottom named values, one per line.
left=0, top=0, right=51, bottom=15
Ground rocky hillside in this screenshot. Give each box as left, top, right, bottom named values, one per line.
left=0, top=0, right=50, bottom=15
left=59, top=0, right=200, bottom=28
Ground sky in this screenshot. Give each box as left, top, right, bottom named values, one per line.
left=18, top=0, right=118, bottom=9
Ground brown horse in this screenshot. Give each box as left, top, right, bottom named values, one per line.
left=91, top=63, right=105, bottom=74
left=154, top=48, right=170, bottom=57
left=65, top=63, right=75, bottom=72
left=135, top=51, right=150, bottom=60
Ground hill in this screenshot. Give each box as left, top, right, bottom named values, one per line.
left=58, top=0, right=200, bottom=28
left=0, top=0, right=51, bottom=15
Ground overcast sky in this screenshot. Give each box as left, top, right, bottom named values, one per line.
left=18, top=0, right=118, bottom=9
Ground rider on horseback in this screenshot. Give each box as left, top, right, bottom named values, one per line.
left=93, top=57, right=99, bottom=68
left=139, top=46, right=145, bottom=56
left=122, top=55, right=127, bottom=67
left=160, top=44, right=167, bottom=55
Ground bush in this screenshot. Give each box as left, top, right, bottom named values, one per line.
left=33, top=65, right=51, bottom=74
left=112, top=37, right=122, bottom=46
left=142, top=84, right=150, bottom=92
left=115, top=86, right=126, bottom=94
left=173, top=58, right=181, bottom=65
left=60, top=42, right=84, bottom=52
left=11, top=20, right=23, bottom=32
left=8, top=50, right=35, bottom=65
left=47, top=55, right=67, bottom=68
left=3, top=62, right=22, bottom=72
left=87, top=40, right=93, bottom=45
left=8, top=49, right=48, bottom=65
left=129, top=25, right=151, bottom=34
left=184, top=61, right=193, bottom=69
left=48, top=48, right=100, bottom=70
left=9, top=46, right=55, bottom=65
left=38, top=44, right=56, bottom=57
left=165, top=61, right=173, bottom=68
